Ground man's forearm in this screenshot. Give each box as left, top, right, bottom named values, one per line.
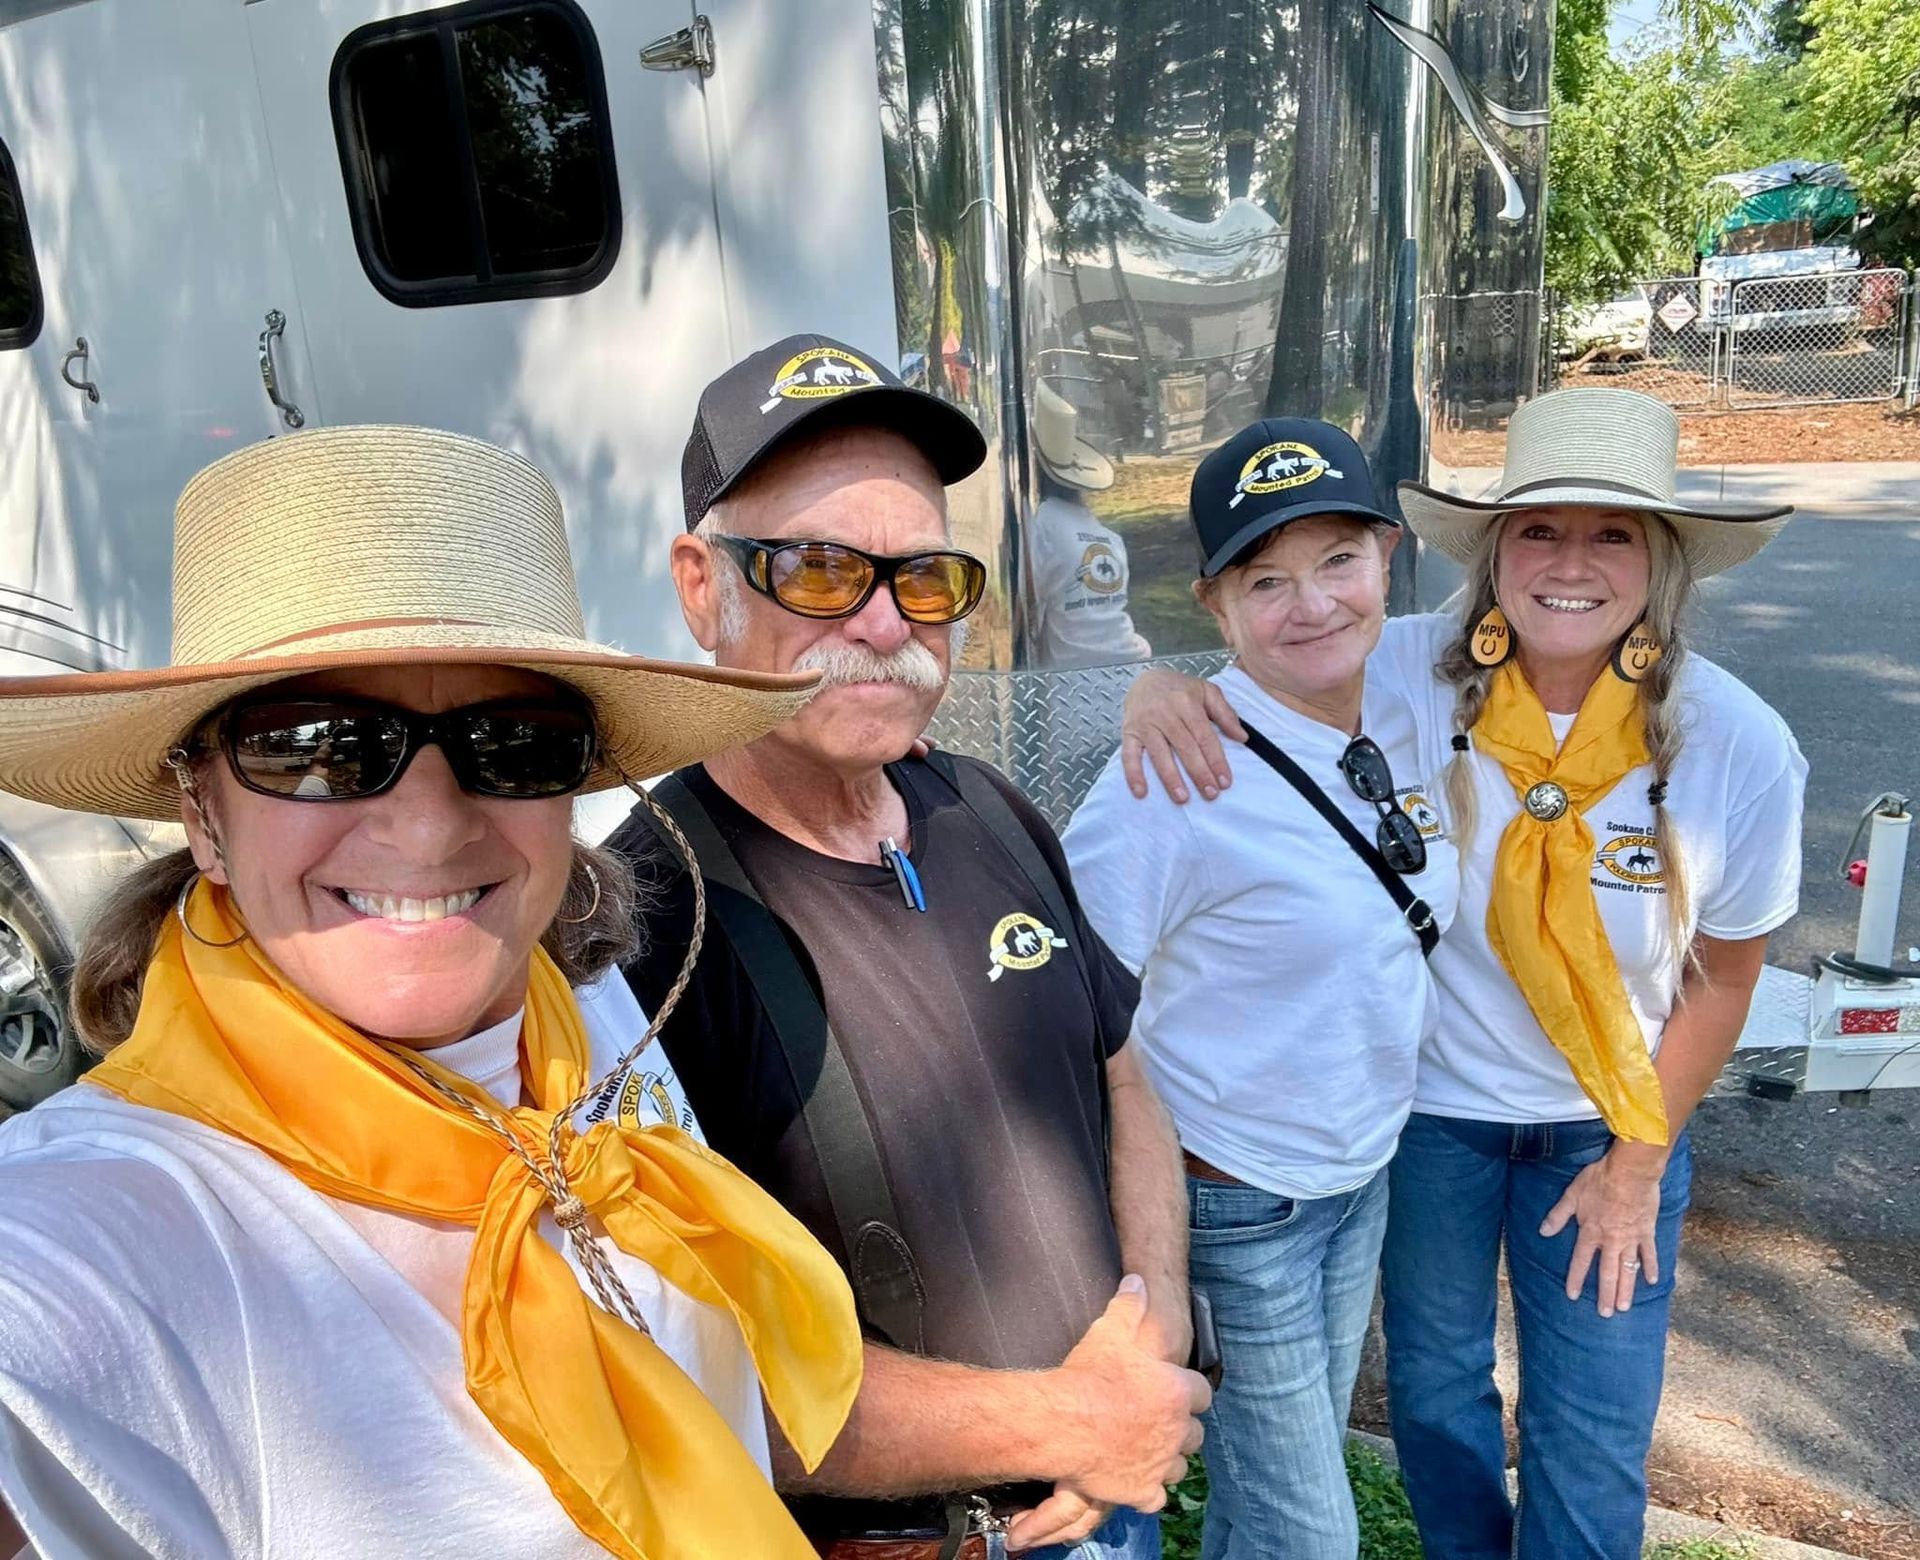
left=1106, top=1044, right=1190, bottom=1360
left=770, top=1343, right=1083, bottom=1498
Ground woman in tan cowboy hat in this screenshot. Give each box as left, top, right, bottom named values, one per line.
left=0, top=426, right=861, bottom=1559
left=1115, top=386, right=1807, bottom=1559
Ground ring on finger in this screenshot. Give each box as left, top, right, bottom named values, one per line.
left=1622, top=1256, right=1642, bottom=1272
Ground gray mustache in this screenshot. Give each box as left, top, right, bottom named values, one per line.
left=793, top=639, right=947, bottom=693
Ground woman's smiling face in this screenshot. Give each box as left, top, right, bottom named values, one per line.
left=183, top=664, right=578, bottom=1049
left=1495, top=506, right=1652, bottom=668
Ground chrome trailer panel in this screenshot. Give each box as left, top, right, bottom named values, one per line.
left=878, top=0, right=1553, bottom=825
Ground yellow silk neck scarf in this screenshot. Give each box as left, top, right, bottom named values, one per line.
left=90, top=880, right=860, bottom=1559
left=1473, top=662, right=1671, bottom=1145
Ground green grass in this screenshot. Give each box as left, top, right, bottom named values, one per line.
left=1160, top=1450, right=1759, bottom=1560
left=1159, top=1445, right=1419, bottom=1560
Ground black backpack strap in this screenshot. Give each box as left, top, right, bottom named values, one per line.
left=1237, top=722, right=1439, bottom=959
left=638, top=775, right=927, bottom=1353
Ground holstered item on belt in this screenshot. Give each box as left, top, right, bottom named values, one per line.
left=1183, top=1149, right=1245, bottom=1185
left=813, top=1538, right=988, bottom=1560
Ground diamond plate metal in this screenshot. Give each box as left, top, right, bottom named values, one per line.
left=927, top=653, right=1232, bottom=830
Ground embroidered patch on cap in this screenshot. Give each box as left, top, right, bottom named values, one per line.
left=1228, top=441, right=1345, bottom=508
left=760, top=346, right=883, bottom=413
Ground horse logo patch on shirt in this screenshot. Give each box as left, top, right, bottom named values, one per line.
left=1400, top=792, right=1445, bottom=839
left=987, top=911, right=1068, bottom=981
left=1595, top=832, right=1665, bottom=890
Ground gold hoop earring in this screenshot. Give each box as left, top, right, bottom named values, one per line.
left=1470, top=605, right=1513, bottom=666
left=1610, top=621, right=1664, bottom=683
left=176, top=874, right=249, bottom=949
left=555, top=860, right=602, bottom=925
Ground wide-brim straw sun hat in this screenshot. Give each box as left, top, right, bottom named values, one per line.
left=1033, top=382, right=1115, bottom=492
left=1398, top=387, right=1792, bottom=578
left=0, top=425, right=819, bottom=820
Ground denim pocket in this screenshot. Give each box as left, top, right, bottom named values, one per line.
left=1187, top=1178, right=1301, bottom=1242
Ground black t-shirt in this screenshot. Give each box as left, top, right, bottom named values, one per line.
left=608, top=755, right=1138, bottom=1375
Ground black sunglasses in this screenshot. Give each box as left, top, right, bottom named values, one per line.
left=711, top=534, right=987, bottom=624
left=209, top=696, right=598, bottom=802
left=1339, top=736, right=1428, bottom=875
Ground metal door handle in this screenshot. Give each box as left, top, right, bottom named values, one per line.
left=258, top=309, right=305, bottom=429
left=59, top=338, right=99, bottom=404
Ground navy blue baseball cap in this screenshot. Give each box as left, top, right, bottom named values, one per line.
left=1189, top=418, right=1398, bottom=577
left=682, top=333, right=986, bottom=528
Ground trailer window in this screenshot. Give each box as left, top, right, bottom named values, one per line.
left=332, top=0, right=619, bottom=306
left=0, top=138, right=42, bottom=349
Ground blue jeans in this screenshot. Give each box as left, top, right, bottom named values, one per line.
left=1187, top=1165, right=1390, bottom=1560
left=1381, top=1113, right=1693, bottom=1560
left=1023, top=1505, right=1161, bottom=1559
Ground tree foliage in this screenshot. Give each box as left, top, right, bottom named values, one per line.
left=1794, top=0, right=1920, bottom=266
left=1545, top=0, right=1920, bottom=306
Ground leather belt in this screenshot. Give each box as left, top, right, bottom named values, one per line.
left=1183, top=1149, right=1246, bottom=1186
left=814, top=1539, right=988, bottom=1560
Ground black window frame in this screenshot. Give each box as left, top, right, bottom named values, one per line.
left=329, top=0, right=621, bottom=309
left=0, top=135, right=44, bottom=351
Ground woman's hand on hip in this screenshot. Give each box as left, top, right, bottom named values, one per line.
left=1120, top=668, right=1245, bottom=803
left=1540, top=1143, right=1667, bottom=1318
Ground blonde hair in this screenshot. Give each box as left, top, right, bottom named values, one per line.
left=1437, top=513, right=1697, bottom=971
left=70, top=765, right=642, bottom=1054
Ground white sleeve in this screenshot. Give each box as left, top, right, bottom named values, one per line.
left=1061, top=754, right=1209, bottom=977
left=1696, top=730, right=1809, bottom=941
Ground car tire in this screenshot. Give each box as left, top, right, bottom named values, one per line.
left=0, top=852, right=81, bottom=1113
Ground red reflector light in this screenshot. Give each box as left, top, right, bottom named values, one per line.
left=1838, top=1008, right=1901, bottom=1035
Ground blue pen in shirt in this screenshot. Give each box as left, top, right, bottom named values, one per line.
left=879, top=836, right=926, bottom=912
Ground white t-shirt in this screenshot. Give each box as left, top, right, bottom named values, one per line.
left=1063, top=663, right=1460, bottom=1199
left=1370, top=612, right=1808, bottom=1125
left=1028, top=496, right=1153, bottom=669
left=0, top=972, right=770, bottom=1560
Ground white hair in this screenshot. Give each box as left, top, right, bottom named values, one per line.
left=694, top=507, right=750, bottom=646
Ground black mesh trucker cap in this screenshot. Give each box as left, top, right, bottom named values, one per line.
left=681, top=333, right=987, bottom=528
left=1189, top=418, right=1399, bottom=577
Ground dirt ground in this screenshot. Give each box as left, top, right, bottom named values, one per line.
left=1430, top=382, right=1920, bottom=468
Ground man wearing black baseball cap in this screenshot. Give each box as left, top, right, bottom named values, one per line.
left=1063, top=417, right=1462, bottom=1559
left=608, top=335, right=1202, bottom=1560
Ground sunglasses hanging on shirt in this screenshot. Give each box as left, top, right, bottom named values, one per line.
left=1337, top=736, right=1429, bottom=875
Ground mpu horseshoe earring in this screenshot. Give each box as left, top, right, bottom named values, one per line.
left=1610, top=622, right=1664, bottom=683
left=1470, top=605, right=1513, bottom=667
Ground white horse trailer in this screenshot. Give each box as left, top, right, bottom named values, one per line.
left=1, top=0, right=1576, bottom=1111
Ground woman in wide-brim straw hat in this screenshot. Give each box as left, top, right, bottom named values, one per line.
left=0, top=425, right=862, bottom=1559
left=1114, top=387, right=1807, bottom=1559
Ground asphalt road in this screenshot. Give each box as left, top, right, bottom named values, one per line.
left=1401, top=487, right=1920, bottom=1537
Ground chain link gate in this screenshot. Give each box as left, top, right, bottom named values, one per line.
left=1726, top=267, right=1912, bottom=408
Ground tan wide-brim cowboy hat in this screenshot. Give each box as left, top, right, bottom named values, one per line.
left=1398, top=387, right=1792, bottom=579
left=1033, top=382, right=1115, bottom=492
left=0, top=426, right=819, bottom=820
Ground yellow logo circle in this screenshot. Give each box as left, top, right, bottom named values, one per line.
left=1402, top=793, right=1444, bottom=839
left=987, top=912, right=1066, bottom=981
left=762, top=346, right=881, bottom=410
left=1229, top=441, right=1342, bottom=509
left=1597, top=834, right=1664, bottom=885
left=618, top=1071, right=680, bottom=1129
left=1076, top=541, right=1125, bottom=595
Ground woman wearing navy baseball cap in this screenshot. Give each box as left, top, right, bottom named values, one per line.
left=1113, top=388, right=1805, bottom=1560
left=1062, top=417, right=1461, bottom=1558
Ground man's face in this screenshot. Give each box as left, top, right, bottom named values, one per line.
left=673, top=426, right=955, bottom=777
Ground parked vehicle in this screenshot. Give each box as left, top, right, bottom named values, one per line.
left=1696, top=161, right=1869, bottom=337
